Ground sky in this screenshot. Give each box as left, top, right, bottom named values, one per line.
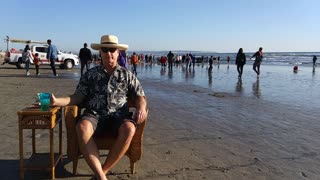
left=1, top=0, right=319, bottom=53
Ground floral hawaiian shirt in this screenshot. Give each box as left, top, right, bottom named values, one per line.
left=74, top=65, right=145, bottom=118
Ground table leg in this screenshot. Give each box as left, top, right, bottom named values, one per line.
left=19, top=125, right=24, bottom=179
left=32, top=129, right=36, bottom=153
left=50, top=128, right=55, bottom=179
left=59, top=107, right=64, bottom=164
left=59, top=120, right=62, bottom=164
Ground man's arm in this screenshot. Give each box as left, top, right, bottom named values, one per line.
left=47, top=46, right=51, bottom=60
left=251, top=51, right=258, bottom=59
left=51, top=94, right=86, bottom=107
left=79, top=49, right=82, bottom=59
left=89, top=49, right=93, bottom=60
left=134, top=96, right=147, bottom=124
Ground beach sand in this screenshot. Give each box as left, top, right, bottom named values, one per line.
left=1, top=60, right=320, bottom=179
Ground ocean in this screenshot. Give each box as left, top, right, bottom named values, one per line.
left=128, top=51, right=319, bottom=66
left=132, top=62, right=320, bottom=112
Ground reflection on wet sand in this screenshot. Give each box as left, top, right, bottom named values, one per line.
left=168, top=68, right=173, bottom=79
left=235, top=78, right=243, bottom=93
left=313, top=66, right=316, bottom=74
left=252, top=78, right=261, bottom=98
left=160, top=67, right=166, bottom=76
left=208, top=70, right=213, bottom=85
left=185, top=67, right=195, bottom=79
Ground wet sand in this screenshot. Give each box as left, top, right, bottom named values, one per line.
left=0, top=60, right=320, bottom=179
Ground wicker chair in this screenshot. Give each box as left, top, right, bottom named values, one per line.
left=63, top=98, right=147, bottom=175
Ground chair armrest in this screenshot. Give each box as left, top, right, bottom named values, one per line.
left=128, top=109, right=148, bottom=161
left=64, top=106, right=79, bottom=160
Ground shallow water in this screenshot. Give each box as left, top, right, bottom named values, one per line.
left=135, top=63, right=320, bottom=111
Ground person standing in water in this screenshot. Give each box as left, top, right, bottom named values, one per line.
left=251, top=47, right=263, bottom=76
left=313, top=55, right=317, bottom=67
left=236, top=48, right=246, bottom=78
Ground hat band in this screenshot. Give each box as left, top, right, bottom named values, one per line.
left=102, top=42, right=117, bottom=44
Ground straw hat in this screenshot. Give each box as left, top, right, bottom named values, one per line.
left=91, top=35, right=128, bottom=50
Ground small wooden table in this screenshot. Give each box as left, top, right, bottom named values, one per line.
left=18, top=106, right=62, bottom=179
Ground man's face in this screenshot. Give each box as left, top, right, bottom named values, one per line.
left=100, top=47, right=119, bottom=68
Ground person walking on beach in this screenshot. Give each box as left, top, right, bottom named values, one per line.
left=46, top=39, right=58, bottom=76
left=191, top=54, right=196, bottom=69
left=33, top=53, right=41, bottom=75
left=50, top=35, right=147, bottom=180
left=22, top=45, right=33, bottom=76
left=185, top=53, right=191, bottom=68
left=130, top=52, right=138, bottom=75
left=79, top=43, right=92, bottom=76
left=236, top=48, right=246, bottom=78
left=167, top=51, right=174, bottom=69
left=251, top=47, right=263, bottom=76
left=160, top=56, right=167, bottom=67
left=313, top=55, right=317, bottom=67
left=208, top=56, right=213, bottom=71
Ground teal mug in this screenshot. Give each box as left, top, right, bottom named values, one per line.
left=37, top=93, right=51, bottom=111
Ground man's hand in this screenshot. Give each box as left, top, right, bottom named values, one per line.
left=135, top=107, right=147, bottom=124
left=50, top=94, right=58, bottom=106
left=134, top=96, right=147, bottom=124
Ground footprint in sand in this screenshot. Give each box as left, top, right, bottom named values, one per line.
left=300, top=172, right=307, bottom=177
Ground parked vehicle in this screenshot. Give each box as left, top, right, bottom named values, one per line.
left=3, top=37, right=79, bottom=69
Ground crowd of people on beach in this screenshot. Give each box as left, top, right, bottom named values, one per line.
left=113, top=47, right=318, bottom=79
left=103, top=47, right=265, bottom=78
left=13, top=41, right=318, bottom=79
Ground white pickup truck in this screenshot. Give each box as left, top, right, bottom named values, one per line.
left=3, top=38, right=79, bottom=69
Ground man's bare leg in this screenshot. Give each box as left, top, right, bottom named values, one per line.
left=76, top=120, right=107, bottom=180
left=102, top=121, right=136, bottom=174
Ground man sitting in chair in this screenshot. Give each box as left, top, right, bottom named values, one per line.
left=51, top=35, right=147, bottom=180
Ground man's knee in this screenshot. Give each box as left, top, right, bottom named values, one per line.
left=119, top=121, right=136, bottom=138
left=76, top=120, right=94, bottom=135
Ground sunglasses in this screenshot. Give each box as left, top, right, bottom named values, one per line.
left=101, top=47, right=117, bottom=53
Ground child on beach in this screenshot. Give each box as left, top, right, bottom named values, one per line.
left=33, top=53, right=41, bottom=75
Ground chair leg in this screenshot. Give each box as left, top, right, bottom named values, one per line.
left=130, top=161, right=136, bottom=174
left=73, top=157, right=79, bottom=175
